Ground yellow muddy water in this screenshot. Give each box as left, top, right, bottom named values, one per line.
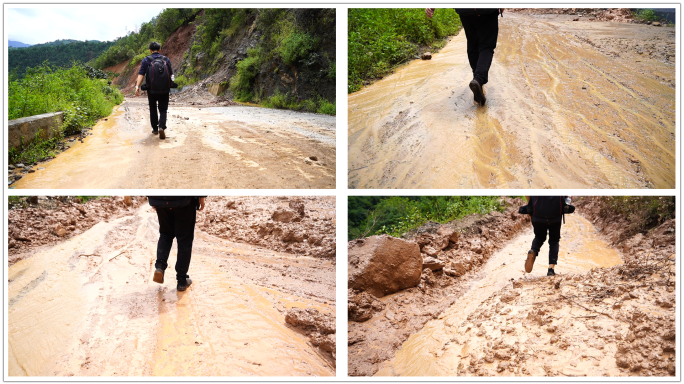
left=375, top=214, right=622, bottom=376
left=8, top=206, right=334, bottom=376
left=13, top=99, right=336, bottom=189
left=348, top=15, right=675, bottom=189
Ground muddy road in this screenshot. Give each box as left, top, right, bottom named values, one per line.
left=12, top=98, right=335, bottom=189
left=372, top=214, right=675, bottom=377
left=8, top=205, right=335, bottom=376
left=348, top=14, right=675, bottom=189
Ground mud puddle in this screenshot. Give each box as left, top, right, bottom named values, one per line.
left=348, top=14, right=675, bottom=189
left=375, top=214, right=624, bottom=376
left=8, top=205, right=334, bottom=376
left=13, top=98, right=335, bottom=189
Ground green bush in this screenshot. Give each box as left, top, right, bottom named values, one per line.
left=278, top=32, right=318, bottom=65
left=348, top=8, right=461, bottom=93
left=229, top=47, right=265, bottom=101
left=603, top=196, right=675, bottom=238
left=317, top=98, right=335, bottom=115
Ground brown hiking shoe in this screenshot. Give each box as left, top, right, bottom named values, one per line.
left=525, top=249, right=537, bottom=273
left=153, top=268, right=164, bottom=284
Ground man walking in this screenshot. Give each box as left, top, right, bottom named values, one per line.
left=523, top=196, right=567, bottom=276
left=135, top=42, right=173, bottom=139
left=148, top=196, right=206, bottom=291
left=426, top=8, right=502, bottom=106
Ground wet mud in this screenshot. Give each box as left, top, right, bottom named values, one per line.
left=8, top=198, right=336, bottom=376
left=348, top=198, right=675, bottom=377
left=348, top=14, right=675, bottom=189
left=12, top=98, right=335, bottom=189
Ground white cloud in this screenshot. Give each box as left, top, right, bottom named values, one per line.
left=7, top=5, right=165, bottom=44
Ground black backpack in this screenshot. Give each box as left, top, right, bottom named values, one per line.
left=146, top=55, right=171, bottom=94
left=148, top=196, right=193, bottom=208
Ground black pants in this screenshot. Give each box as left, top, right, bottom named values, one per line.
left=459, top=13, right=499, bottom=85
left=531, top=221, right=561, bottom=265
left=155, top=203, right=196, bottom=281
left=147, top=92, right=169, bottom=130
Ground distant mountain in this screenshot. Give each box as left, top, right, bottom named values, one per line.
left=8, top=40, right=31, bottom=48
left=9, top=40, right=115, bottom=77
left=32, top=39, right=103, bottom=48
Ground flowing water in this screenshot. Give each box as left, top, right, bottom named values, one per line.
left=348, top=15, right=675, bottom=189
left=8, top=206, right=334, bottom=376
left=375, top=214, right=623, bottom=376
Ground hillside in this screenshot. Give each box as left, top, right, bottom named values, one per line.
left=8, top=40, right=114, bottom=77
left=100, top=8, right=335, bottom=114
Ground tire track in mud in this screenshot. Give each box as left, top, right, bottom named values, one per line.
left=374, top=213, right=673, bottom=377
left=8, top=206, right=334, bottom=377
left=12, top=99, right=336, bottom=189
left=348, top=14, right=674, bottom=189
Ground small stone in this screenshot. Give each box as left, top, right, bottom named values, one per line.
left=28, top=169, right=35, bottom=173
left=8, top=165, right=15, bottom=170
left=653, top=22, right=661, bottom=26
left=421, top=53, right=432, bottom=60
left=16, top=163, right=24, bottom=168
left=309, top=156, right=318, bottom=162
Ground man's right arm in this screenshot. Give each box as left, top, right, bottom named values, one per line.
left=426, top=8, right=435, bottom=18
left=135, top=57, right=149, bottom=96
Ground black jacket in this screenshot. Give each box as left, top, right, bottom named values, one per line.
left=529, top=196, right=566, bottom=224
left=454, top=8, right=502, bottom=16
left=148, top=196, right=207, bottom=209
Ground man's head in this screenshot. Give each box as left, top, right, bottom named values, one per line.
left=148, top=42, right=161, bottom=53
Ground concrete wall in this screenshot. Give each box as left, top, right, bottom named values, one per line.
left=8, top=112, right=63, bottom=150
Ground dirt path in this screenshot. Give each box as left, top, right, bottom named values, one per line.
left=8, top=205, right=335, bottom=376
left=348, top=14, right=675, bottom=189
left=373, top=214, right=675, bottom=376
left=12, top=98, right=335, bottom=189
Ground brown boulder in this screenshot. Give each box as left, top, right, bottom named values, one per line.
left=348, top=235, right=422, bottom=297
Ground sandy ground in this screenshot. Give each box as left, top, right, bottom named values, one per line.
left=347, top=202, right=675, bottom=377
left=8, top=198, right=336, bottom=376
left=11, top=98, right=336, bottom=189
left=348, top=14, right=675, bottom=189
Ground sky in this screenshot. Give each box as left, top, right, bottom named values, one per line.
left=7, top=6, right=166, bottom=45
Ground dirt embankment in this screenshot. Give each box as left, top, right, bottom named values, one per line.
left=7, top=196, right=146, bottom=265
left=508, top=8, right=636, bottom=22
left=196, top=196, right=336, bottom=260
left=348, top=198, right=530, bottom=376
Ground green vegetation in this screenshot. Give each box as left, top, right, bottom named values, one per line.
left=76, top=196, right=101, bottom=203
left=9, top=40, right=114, bottom=78
left=602, top=196, right=675, bottom=238
left=92, top=8, right=198, bottom=69
left=261, top=91, right=336, bottom=115
left=632, top=9, right=675, bottom=25
left=348, top=8, right=462, bottom=93
left=348, top=196, right=505, bottom=240
left=8, top=62, right=123, bottom=164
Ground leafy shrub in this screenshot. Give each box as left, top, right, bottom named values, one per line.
left=317, top=98, right=335, bottom=115
left=278, top=32, right=318, bottom=65
left=602, top=196, right=675, bottom=238
left=348, top=8, right=461, bottom=93
left=229, top=47, right=265, bottom=101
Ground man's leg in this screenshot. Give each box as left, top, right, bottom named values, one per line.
left=531, top=221, right=549, bottom=254
left=473, top=13, right=499, bottom=85
left=148, top=93, right=159, bottom=133
left=173, top=203, right=197, bottom=283
left=155, top=207, right=176, bottom=276
left=548, top=222, right=562, bottom=267
left=459, top=15, right=480, bottom=74
left=158, top=92, right=169, bottom=130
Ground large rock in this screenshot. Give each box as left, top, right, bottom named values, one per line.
left=348, top=235, right=422, bottom=297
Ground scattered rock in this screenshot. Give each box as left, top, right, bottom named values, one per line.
left=422, top=256, right=445, bottom=271
left=272, top=207, right=297, bottom=223
left=421, top=53, right=432, bottom=60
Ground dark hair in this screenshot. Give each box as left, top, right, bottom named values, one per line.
left=149, top=42, right=161, bottom=51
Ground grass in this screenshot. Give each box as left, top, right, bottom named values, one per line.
left=348, top=196, right=505, bottom=240
left=603, top=196, right=675, bottom=238
left=261, top=91, right=335, bottom=115
left=348, top=8, right=462, bottom=93
left=8, top=62, right=122, bottom=164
